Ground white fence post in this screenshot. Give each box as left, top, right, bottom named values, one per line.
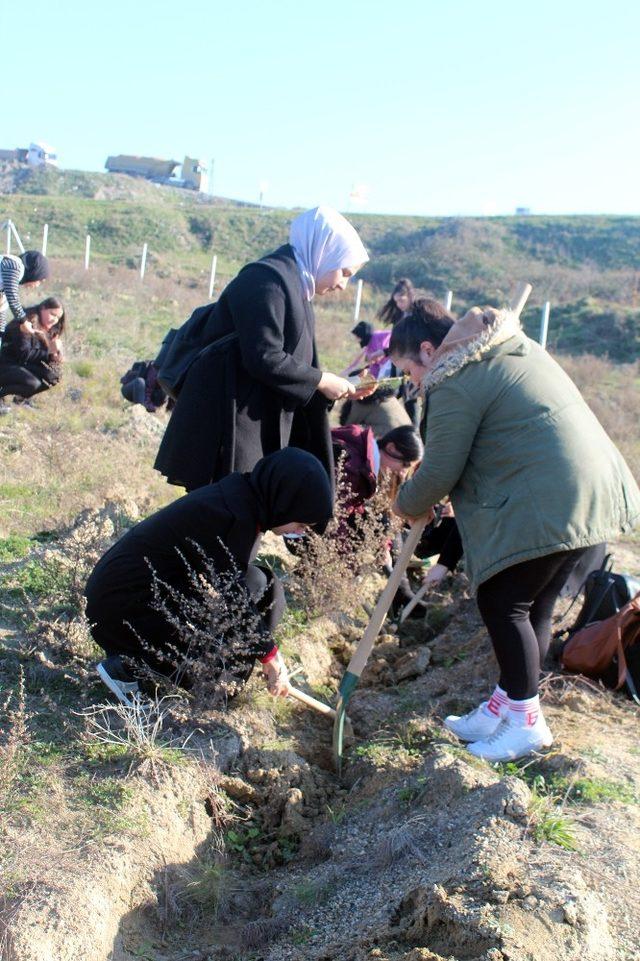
left=208, top=253, right=218, bottom=299
left=539, top=301, right=550, bottom=349
left=5, top=221, right=10, bottom=255
left=42, top=223, right=49, bottom=256
left=444, top=290, right=453, bottom=311
left=353, top=279, right=363, bottom=321
left=140, top=243, right=148, bottom=280
left=84, top=234, right=91, bottom=270
left=9, top=221, right=24, bottom=253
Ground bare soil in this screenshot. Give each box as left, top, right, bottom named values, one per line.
left=2, top=525, right=639, bottom=961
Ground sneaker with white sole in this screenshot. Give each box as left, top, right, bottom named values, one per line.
left=444, top=701, right=503, bottom=742
left=97, top=655, right=140, bottom=706
left=466, top=715, right=553, bottom=762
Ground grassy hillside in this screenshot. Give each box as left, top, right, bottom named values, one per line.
left=1, top=169, right=640, bottom=961
left=2, top=165, right=640, bottom=359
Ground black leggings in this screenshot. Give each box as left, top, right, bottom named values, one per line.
left=0, top=363, right=54, bottom=399
left=476, top=548, right=590, bottom=699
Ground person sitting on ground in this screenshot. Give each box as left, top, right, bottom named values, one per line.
left=0, top=297, right=65, bottom=413
left=120, top=360, right=172, bottom=413
left=341, top=321, right=392, bottom=381
left=0, top=251, right=51, bottom=342
left=155, top=206, right=371, bottom=492
left=85, top=448, right=333, bottom=706
left=390, top=296, right=640, bottom=762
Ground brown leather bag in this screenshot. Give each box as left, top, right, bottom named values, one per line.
left=562, top=591, right=640, bottom=690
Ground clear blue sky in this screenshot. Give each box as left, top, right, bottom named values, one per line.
left=9, top=0, right=640, bottom=216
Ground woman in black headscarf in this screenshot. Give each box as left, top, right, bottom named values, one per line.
left=85, top=448, right=333, bottom=704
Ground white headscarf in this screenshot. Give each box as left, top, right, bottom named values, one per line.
left=289, top=206, right=369, bottom=301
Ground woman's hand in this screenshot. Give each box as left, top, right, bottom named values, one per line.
left=422, top=562, right=448, bottom=587
left=318, top=372, right=357, bottom=402
left=262, top=651, right=290, bottom=698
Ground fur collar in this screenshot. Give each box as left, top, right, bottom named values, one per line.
left=422, top=308, right=523, bottom=392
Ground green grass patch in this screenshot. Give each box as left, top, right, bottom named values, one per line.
left=0, top=534, right=31, bottom=561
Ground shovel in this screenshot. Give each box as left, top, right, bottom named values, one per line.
left=332, top=518, right=428, bottom=772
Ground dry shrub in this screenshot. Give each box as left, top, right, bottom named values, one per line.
left=0, top=667, right=30, bottom=805
left=136, top=543, right=273, bottom=709
left=288, top=461, right=401, bottom=619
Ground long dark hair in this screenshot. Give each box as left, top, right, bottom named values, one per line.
left=389, top=297, right=455, bottom=360
left=24, top=296, right=67, bottom=338
left=379, top=425, right=424, bottom=463
left=377, top=278, right=415, bottom=327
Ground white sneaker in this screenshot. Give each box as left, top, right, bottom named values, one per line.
left=467, top=715, right=553, bottom=762
left=97, top=656, right=140, bottom=706
left=444, top=701, right=503, bottom=742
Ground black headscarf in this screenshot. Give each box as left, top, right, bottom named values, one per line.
left=248, top=448, right=333, bottom=535
left=351, top=320, right=373, bottom=347
left=19, top=251, right=50, bottom=284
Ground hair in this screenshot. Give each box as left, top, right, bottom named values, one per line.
left=379, top=425, right=424, bottom=464
left=19, top=250, right=50, bottom=284
left=377, top=278, right=415, bottom=327
left=389, top=297, right=455, bottom=360
left=24, top=296, right=67, bottom=338
left=351, top=320, right=373, bottom=347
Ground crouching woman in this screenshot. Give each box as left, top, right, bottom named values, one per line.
left=390, top=298, right=640, bottom=761
left=0, top=297, right=65, bottom=411
left=85, top=448, right=333, bottom=705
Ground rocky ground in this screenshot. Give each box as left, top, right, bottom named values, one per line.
left=1, top=514, right=639, bottom=961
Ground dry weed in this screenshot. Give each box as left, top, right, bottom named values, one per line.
left=289, top=461, right=400, bottom=619
left=137, top=542, right=274, bottom=709
left=0, top=667, right=30, bottom=806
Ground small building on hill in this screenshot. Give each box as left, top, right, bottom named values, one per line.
left=0, top=142, right=58, bottom=166
left=105, top=154, right=208, bottom=192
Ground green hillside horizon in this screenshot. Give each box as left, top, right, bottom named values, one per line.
left=2, top=163, right=639, bottom=360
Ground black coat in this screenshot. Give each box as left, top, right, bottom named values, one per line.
left=154, top=245, right=333, bottom=492
left=85, top=449, right=333, bottom=674
left=85, top=473, right=272, bottom=666
left=0, top=319, right=50, bottom=367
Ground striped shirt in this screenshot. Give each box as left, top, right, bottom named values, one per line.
left=0, top=254, right=26, bottom=332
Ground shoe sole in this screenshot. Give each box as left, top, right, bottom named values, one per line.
left=468, top=732, right=554, bottom=762
left=444, top=718, right=501, bottom=743
left=96, top=662, right=139, bottom=706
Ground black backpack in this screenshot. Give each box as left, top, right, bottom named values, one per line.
left=567, top=554, right=640, bottom=634
left=156, top=304, right=238, bottom=400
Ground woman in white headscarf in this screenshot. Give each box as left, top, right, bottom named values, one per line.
left=155, top=206, right=369, bottom=492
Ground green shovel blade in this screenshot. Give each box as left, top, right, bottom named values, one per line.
left=332, top=670, right=359, bottom=773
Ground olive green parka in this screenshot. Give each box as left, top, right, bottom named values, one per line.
left=396, top=309, right=640, bottom=590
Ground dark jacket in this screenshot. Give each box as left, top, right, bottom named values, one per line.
left=154, top=244, right=333, bottom=491
left=85, top=473, right=273, bottom=662
left=0, top=319, right=50, bottom=367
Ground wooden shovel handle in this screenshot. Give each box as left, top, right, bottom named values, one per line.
left=288, top=685, right=337, bottom=719
left=511, top=282, right=532, bottom=318
left=400, top=581, right=429, bottom=622
left=346, top=519, right=428, bottom=678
